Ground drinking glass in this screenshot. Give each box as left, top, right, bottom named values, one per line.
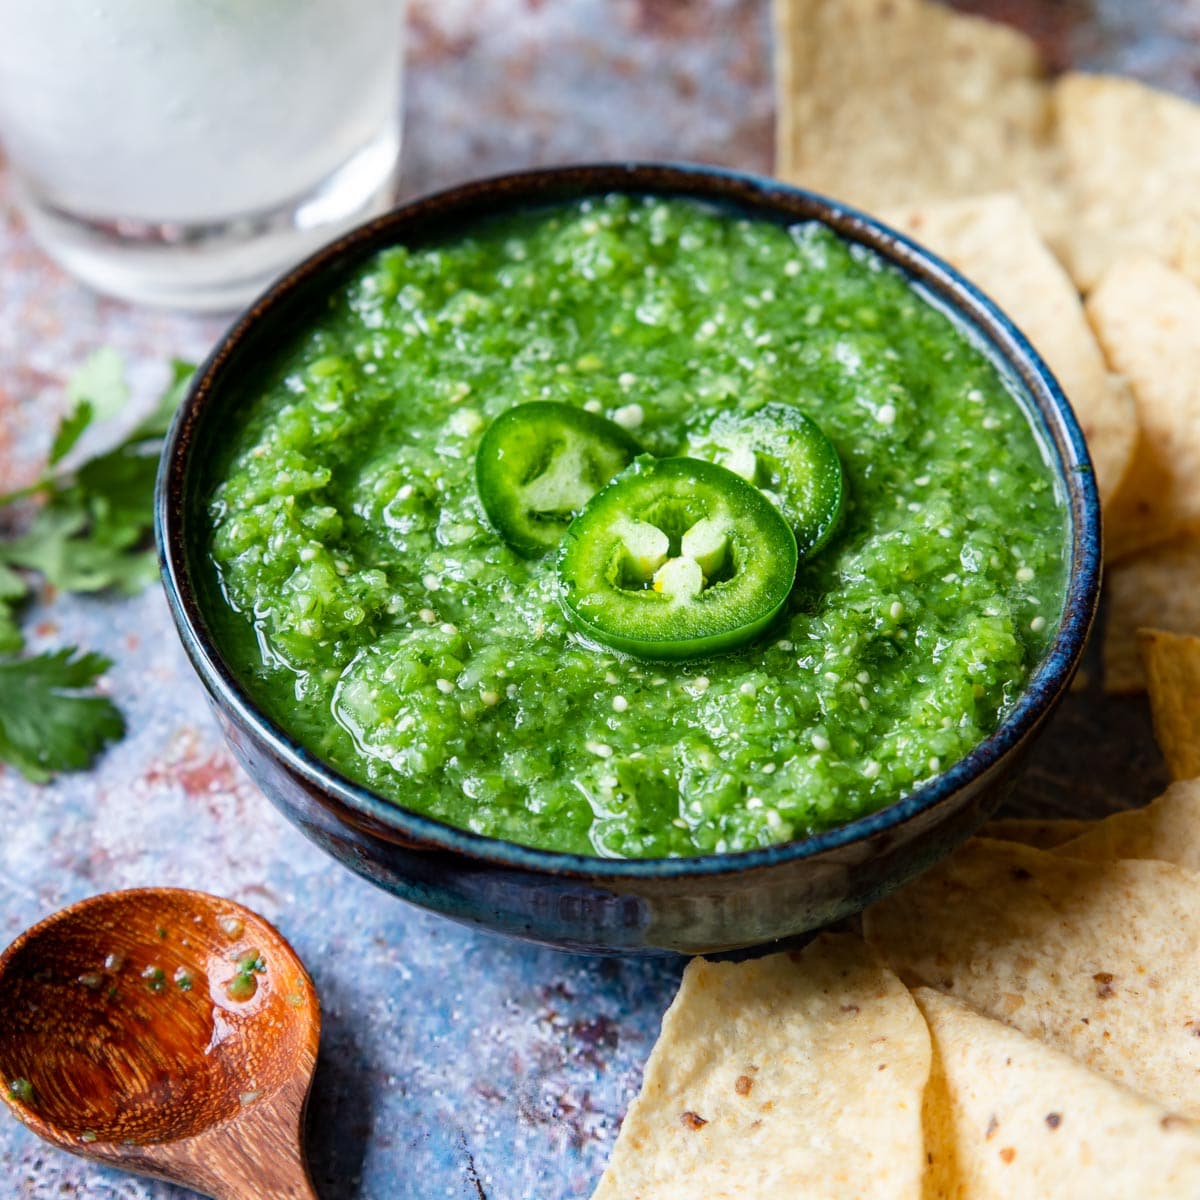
left=0, top=0, right=405, bottom=311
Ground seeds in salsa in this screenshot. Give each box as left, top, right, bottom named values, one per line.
left=205, top=195, right=1066, bottom=858
left=558, top=456, right=799, bottom=660
left=684, top=402, right=844, bottom=556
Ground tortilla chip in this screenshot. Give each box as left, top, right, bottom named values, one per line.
left=863, top=838, right=1200, bottom=1117
left=1176, top=221, right=1200, bottom=286
left=773, top=0, right=1058, bottom=236
left=920, top=1019, right=962, bottom=1199
left=1086, top=259, right=1200, bottom=561
left=916, top=987, right=1200, bottom=1198
left=1104, top=537, right=1200, bottom=693
left=1053, top=72, right=1200, bottom=291
left=1055, top=780, right=1200, bottom=870
left=1139, top=631, right=1200, bottom=780
left=591, top=933, right=929, bottom=1199
left=884, top=194, right=1135, bottom=504
left=979, top=816, right=1093, bottom=849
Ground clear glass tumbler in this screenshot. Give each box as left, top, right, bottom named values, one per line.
left=0, top=0, right=405, bottom=311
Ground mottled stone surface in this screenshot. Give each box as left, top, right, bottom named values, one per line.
left=0, top=2, right=1196, bottom=1197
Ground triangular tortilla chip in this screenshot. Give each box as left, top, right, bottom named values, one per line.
left=591, top=933, right=929, bottom=1199
left=1053, top=72, right=1200, bottom=291
left=978, top=816, right=1093, bottom=849
left=884, top=194, right=1135, bottom=504
left=1104, top=537, right=1200, bottom=692
left=1086, top=259, right=1200, bottom=561
left=1055, top=780, right=1200, bottom=868
left=773, top=0, right=1059, bottom=235
left=864, top=838, right=1200, bottom=1116
left=1138, top=631, right=1200, bottom=781
left=916, top=987, right=1200, bottom=1199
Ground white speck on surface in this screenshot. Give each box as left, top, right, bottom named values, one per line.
left=1030, top=615, right=1047, bottom=633
left=422, top=573, right=441, bottom=591
left=435, top=678, right=455, bottom=694
left=419, top=608, right=437, bottom=624
left=876, top=403, right=896, bottom=426
left=739, top=681, right=757, bottom=698
left=612, top=695, right=628, bottom=713
left=586, top=741, right=613, bottom=758
left=863, top=760, right=882, bottom=779
left=618, top=371, right=637, bottom=388
left=811, top=731, right=830, bottom=752
left=448, top=408, right=484, bottom=437
left=583, top=398, right=603, bottom=412
left=889, top=601, right=904, bottom=620
left=784, top=259, right=801, bottom=276
left=720, top=442, right=758, bottom=481
left=1016, top=566, right=1035, bottom=583
left=439, top=622, right=458, bottom=635
left=613, top=402, right=644, bottom=429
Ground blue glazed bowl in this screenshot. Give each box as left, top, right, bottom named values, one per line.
left=156, top=163, right=1101, bottom=955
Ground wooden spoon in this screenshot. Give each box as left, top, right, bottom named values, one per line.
left=0, top=888, right=320, bottom=1199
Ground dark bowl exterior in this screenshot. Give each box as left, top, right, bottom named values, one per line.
left=157, top=163, right=1101, bottom=955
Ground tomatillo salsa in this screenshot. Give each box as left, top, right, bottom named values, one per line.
left=204, top=194, right=1066, bottom=859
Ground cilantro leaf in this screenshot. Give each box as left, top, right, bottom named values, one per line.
left=5, top=441, right=162, bottom=594
left=48, top=399, right=94, bottom=467
left=0, top=353, right=195, bottom=782
left=2, top=357, right=195, bottom=595
left=0, top=649, right=124, bottom=783
left=65, top=346, right=131, bottom=423
left=48, top=347, right=130, bottom=467
left=0, top=563, right=27, bottom=654
left=132, top=359, right=195, bottom=441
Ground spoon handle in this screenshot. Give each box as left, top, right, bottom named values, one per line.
left=176, top=1096, right=320, bottom=1200
left=214, top=1178, right=320, bottom=1200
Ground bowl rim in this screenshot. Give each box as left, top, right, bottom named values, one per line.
left=156, top=160, right=1101, bottom=882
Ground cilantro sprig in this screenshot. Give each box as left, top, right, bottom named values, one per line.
left=0, top=353, right=195, bottom=782
left=0, top=650, right=126, bottom=784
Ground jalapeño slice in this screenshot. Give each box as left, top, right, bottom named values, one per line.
left=557, top=456, right=798, bottom=661
left=684, top=403, right=844, bottom=558
left=476, top=401, right=642, bottom=557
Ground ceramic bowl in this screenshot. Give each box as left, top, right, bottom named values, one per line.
left=156, top=163, right=1100, bottom=955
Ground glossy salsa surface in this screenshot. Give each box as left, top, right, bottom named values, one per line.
left=204, top=194, right=1067, bottom=858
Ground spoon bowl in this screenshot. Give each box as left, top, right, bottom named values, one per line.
left=0, top=888, right=320, bottom=1200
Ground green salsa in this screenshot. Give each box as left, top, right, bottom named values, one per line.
left=205, top=195, right=1066, bottom=858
